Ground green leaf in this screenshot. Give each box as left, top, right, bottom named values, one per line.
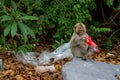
left=18, top=22, right=28, bottom=42
left=105, top=38, right=113, bottom=49
left=105, top=0, right=114, bottom=7
left=19, top=16, right=38, bottom=20
left=12, top=11, right=21, bottom=19
left=1, top=15, right=12, bottom=21
left=117, top=5, right=120, bottom=10
left=4, top=23, right=11, bottom=36
left=0, top=35, right=5, bottom=44
left=17, top=46, right=28, bottom=53
left=11, top=1, right=17, bottom=10
left=3, top=5, right=7, bottom=14
left=11, top=22, right=17, bottom=37
left=25, top=26, right=35, bottom=38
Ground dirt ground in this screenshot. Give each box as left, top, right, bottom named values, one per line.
left=0, top=43, right=120, bottom=80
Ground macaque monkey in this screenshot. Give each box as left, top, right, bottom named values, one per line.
left=70, top=23, right=99, bottom=60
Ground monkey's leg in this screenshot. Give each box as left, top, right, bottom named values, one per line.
left=81, top=53, right=87, bottom=61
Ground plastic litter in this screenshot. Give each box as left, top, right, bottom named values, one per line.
left=15, top=38, right=100, bottom=66
left=0, top=59, right=3, bottom=71
left=85, top=36, right=100, bottom=53
left=15, top=42, right=73, bottom=66
left=35, top=65, right=56, bottom=73
left=85, top=36, right=97, bottom=47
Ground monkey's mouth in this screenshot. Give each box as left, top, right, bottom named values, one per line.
left=78, top=31, right=84, bottom=35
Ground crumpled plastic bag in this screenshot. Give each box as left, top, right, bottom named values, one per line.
left=15, top=42, right=73, bottom=66
left=37, top=42, right=73, bottom=65
left=16, top=51, right=39, bottom=66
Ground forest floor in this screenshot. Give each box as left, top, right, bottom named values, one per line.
left=0, top=41, right=120, bottom=80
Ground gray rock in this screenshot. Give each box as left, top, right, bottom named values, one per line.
left=62, top=58, right=120, bottom=80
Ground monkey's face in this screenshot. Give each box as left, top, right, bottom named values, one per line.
left=75, top=26, right=84, bottom=36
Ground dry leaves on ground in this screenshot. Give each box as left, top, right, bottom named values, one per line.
left=0, top=44, right=120, bottom=80
left=0, top=53, right=72, bottom=80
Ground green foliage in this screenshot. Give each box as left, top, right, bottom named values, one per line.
left=1, top=13, right=38, bottom=41
left=103, top=0, right=120, bottom=51
left=89, top=22, right=112, bottom=51
left=52, top=39, right=65, bottom=49
left=0, top=0, right=117, bottom=54
left=88, top=21, right=111, bottom=37
left=104, top=0, right=114, bottom=7
left=0, top=0, right=38, bottom=53
left=90, top=26, right=112, bottom=37
left=105, top=29, right=120, bottom=51
left=14, top=44, right=34, bottom=54
left=105, top=38, right=113, bottom=51
left=0, top=35, right=12, bottom=53
left=116, top=4, right=120, bottom=10
left=41, top=0, right=97, bottom=49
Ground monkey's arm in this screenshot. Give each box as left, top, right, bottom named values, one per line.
left=70, top=37, right=86, bottom=47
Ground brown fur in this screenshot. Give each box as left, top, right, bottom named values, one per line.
left=70, top=23, right=93, bottom=59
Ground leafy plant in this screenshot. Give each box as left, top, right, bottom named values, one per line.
left=0, top=0, right=38, bottom=53
left=105, top=38, right=113, bottom=52
left=0, top=0, right=118, bottom=54
left=1, top=12, right=38, bottom=42
left=89, top=22, right=112, bottom=51
left=104, top=0, right=114, bottom=7
left=40, top=0, right=97, bottom=49
left=90, top=26, right=112, bottom=37
left=105, top=29, right=120, bottom=51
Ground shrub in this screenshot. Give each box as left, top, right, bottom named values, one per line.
left=0, top=0, right=118, bottom=53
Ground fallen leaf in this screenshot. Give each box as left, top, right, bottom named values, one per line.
left=15, top=75, right=24, bottom=80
